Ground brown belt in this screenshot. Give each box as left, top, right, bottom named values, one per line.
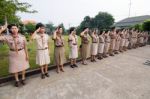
left=10, top=48, right=24, bottom=51
left=73, top=43, right=77, bottom=45
left=83, top=43, right=89, bottom=44
left=99, top=42, right=104, bottom=43
left=38, top=47, right=48, bottom=50
left=92, top=42, right=98, bottom=43
left=55, top=45, right=64, bottom=47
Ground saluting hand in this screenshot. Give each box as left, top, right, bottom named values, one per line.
left=0, top=25, right=7, bottom=34
left=35, top=27, right=41, bottom=33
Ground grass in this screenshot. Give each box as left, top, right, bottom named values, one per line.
left=0, top=35, right=81, bottom=77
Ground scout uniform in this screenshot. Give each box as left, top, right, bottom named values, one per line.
left=138, top=32, right=144, bottom=47
left=32, top=33, right=50, bottom=66
left=124, top=31, right=130, bottom=50
left=0, top=34, right=29, bottom=73
left=91, top=34, right=99, bottom=56
left=120, top=31, right=125, bottom=52
left=80, top=33, right=90, bottom=60
left=53, top=36, right=65, bottom=66
left=109, top=31, right=116, bottom=56
left=103, top=32, right=111, bottom=57
left=68, top=34, right=78, bottom=59
left=131, top=31, right=138, bottom=48
left=98, top=34, right=105, bottom=59
left=144, top=32, right=149, bottom=45
left=114, top=33, right=121, bottom=54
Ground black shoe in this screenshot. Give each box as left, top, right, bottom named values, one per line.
left=20, top=80, right=26, bottom=85
left=114, top=52, right=119, bottom=54
left=45, top=73, right=50, bottom=77
left=93, top=59, right=96, bottom=62
left=73, top=64, right=78, bottom=67
left=91, top=60, right=94, bottom=62
left=70, top=65, right=74, bottom=68
left=15, top=81, right=20, bottom=87
left=109, top=54, right=114, bottom=56
left=41, top=74, right=45, bottom=79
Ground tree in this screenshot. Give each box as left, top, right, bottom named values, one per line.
left=77, top=12, right=114, bottom=35
left=25, top=23, right=36, bottom=34
left=76, top=16, right=92, bottom=34
left=142, top=20, right=150, bottom=31
left=93, top=12, right=114, bottom=30
left=0, top=0, right=37, bottom=24
left=45, top=22, right=55, bottom=35
left=133, top=24, right=143, bottom=31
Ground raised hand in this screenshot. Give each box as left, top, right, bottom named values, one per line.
left=35, top=27, right=41, bottom=33
left=0, top=25, right=7, bottom=34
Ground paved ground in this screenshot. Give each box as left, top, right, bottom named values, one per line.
left=0, top=46, right=150, bottom=99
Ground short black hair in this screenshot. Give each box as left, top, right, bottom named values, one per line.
left=8, top=24, right=18, bottom=30
left=83, top=27, right=89, bottom=31
left=55, top=25, right=62, bottom=30
left=7, top=24, right=19, bottom=33
left=36, top=23, right=45, bottom=29
left=69, top=27, right=75, bottom=34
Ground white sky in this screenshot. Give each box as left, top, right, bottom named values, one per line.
left=19, top=0, right=150, bottom=28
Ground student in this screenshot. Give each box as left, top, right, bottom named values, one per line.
left=68, top=27, right=78, bottom=68
left=119, top=29, right=126, bottom=52
left=52, top=26, right=65, bottom=73
left=31, top=23, right=50, bottom=79
left=80, top=27, right=90, bottom=65
left=97, top=31, right=105, bottom=60
left=124, top=29, right=130, bottom=51
left=103, top=31, right=111, bottom=58
left=90, top=29, right=99, bottom=62
left=0, top=24, right=29, bottom=87
left=109, top=29, right=117, bottom=56
left=114, top=30, right=121, bottom=54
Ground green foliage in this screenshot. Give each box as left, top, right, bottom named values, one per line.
left=25, top=23, right=36, bottom=33
left=45, top=23, right=55, bottom=34
left=142, top=20, right=150, bottom=31
left=0, top=0, right=37, bottom=24
left=76, top=12, right=114, bottom=35
left=133, top=24, right=143, bottom=31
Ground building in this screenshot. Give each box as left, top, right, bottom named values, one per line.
left=114, top=15, right=150, bottom=28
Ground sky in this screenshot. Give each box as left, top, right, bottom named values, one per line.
left=18, top=0, right=150, bottom=28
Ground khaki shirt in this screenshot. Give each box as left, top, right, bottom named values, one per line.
left=32, top=33, right=49, bottom=49
left=68, top=34, right=78, bottom=47
left=0, top=34, right=26, bottom=50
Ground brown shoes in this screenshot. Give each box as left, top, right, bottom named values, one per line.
left=15, top=81, right=20, bottom=87
left=15, top=80, right=26, bottom=87
left=45, top=73, right=50, bottom=77
left=20, top=80, right=26, bottom=85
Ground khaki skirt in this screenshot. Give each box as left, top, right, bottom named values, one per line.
left=69, top=45, right=78, bottom=59
left=139, top=37, right=144, bottom=44
left=110, top=39, right=116, bottom=50
left=104, top=42, right=110, bottom=53
left=98, top=43, right=105, bottom=54
left=81, top=43, right=90, bottom=60
left=9, top=49, right=29, bottom=73
left=120, top=39, right=125, bottom=47
left=91, top=43, right=98, bottom=55
left=115, top=41, right=120, bottom=50
left=125, top=39, right=129, bottom=47
left=54, top=47, right=65, bottom=65
left=36, top=49, right=50, bottom=66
